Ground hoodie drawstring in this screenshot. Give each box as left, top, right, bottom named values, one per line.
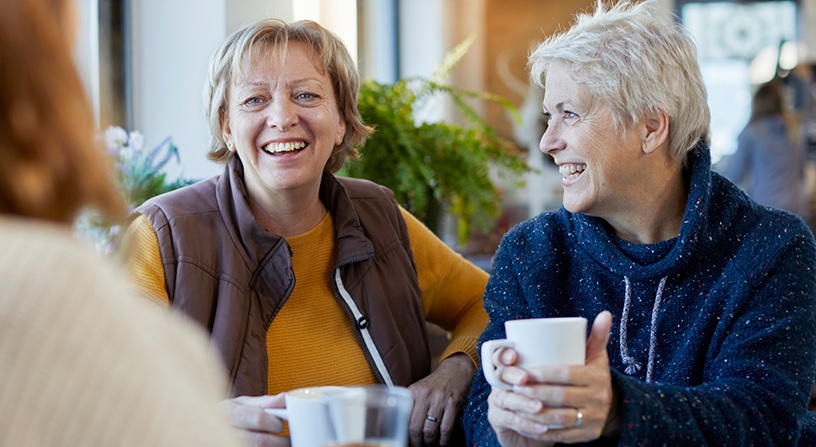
left=620, top=276, right=667, bottom=383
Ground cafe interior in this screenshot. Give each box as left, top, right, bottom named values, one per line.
left=74, top=0, right=816, bottom=257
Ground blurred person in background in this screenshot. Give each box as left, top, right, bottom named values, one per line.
left=788, top=63, right=816, bottom=158
left=120, top=18, right=488, bottom=447
left=720, top=81, right=810, bottom=219
left=0, top=0, right=245, bottom=445
left=464, top=1, right=816, bottom=445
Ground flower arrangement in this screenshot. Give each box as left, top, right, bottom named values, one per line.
left=101, top=126, right=195, bottom=209
left=74, top=126, right=196, bottom=253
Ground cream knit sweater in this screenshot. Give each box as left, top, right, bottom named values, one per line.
left=0, top=217, right=244, bottom=447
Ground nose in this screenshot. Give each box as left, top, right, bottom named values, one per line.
left=266, top=98, right=298, bottom=130
left=539, top=121, right=564, bottom=155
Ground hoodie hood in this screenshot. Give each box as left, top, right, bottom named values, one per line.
left=573, top=141, right=730, bottom=280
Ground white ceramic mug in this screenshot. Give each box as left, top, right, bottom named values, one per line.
left=481, top=317, right=587, bottom=390
left=265, top=386, right=349, bottom=447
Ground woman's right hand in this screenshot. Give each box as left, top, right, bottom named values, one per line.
left=486, top=351, right=555, bottom=447
left=219, top=394, right=290, bottom=447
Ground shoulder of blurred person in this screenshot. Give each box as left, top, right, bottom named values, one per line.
left=0, top=216, right=242, bottom=447
left=0, top=0, right=243, bottom=445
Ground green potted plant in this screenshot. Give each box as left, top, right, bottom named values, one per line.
left=341, top=36, right=529, bottom=245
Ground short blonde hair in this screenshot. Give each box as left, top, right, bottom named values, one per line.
left=204, top=18, right=372, bottom=173
left=529, top=0, right=710, bottom=164
left=0, top=0, right=123, bottom=223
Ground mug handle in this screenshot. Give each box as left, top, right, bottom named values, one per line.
left=264, top=408, right=288, bottom=420
left=481, top=339, right=515, bottom=390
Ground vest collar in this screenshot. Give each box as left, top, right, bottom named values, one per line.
left=216, top=157, right=374, bottom=269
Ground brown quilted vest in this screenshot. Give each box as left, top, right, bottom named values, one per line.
left=137, top=157, right=431, bottom=397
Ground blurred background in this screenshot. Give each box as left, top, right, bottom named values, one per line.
left=72, top=0, right=816, bottom=263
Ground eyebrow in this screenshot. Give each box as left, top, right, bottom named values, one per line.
left=542, top=101, right=567, bottom=113
left=235, top=77, right=327, bottom=90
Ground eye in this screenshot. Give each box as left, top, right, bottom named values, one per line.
left=242, top=96, right=264, bottom=106
left=564, top=110, right=579, bottom=120
left=542, top=111, right=551, bottom=123
left=295, top=92, right=318, bottom=101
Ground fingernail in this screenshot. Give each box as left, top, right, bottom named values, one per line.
left=535, top=423, right=548, bottom=433
left=526, top=399, right=542, bottom=411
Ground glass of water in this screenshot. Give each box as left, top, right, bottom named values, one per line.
left=324, top=385, right=413, bottom=447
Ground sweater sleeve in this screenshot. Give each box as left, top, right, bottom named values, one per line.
left=400, top=207, right=489, bottom=367
left=0, top=223, right=242, bottom=447
left=120, top=214, right=171, bottom=307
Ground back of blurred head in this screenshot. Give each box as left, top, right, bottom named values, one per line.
left=529, top=0, right=711, bottom=165
left=750, top=81, right=785, bottom=122
left=0, top=0, right=123, bottom=224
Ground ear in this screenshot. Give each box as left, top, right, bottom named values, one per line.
left=641, top=108, right=670, bottom=155
left=335, top=113, right=346, bottom=147
left=220, top=108, right=234, bottom=151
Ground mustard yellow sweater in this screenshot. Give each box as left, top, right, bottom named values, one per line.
left=123, top=207, right=488, bottom=394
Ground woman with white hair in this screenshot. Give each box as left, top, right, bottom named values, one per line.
left=464, top=1, right=816, bottom=445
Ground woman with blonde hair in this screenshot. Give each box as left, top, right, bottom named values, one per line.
left=465, top=1, right=816, bottom=445
left=0, top=0, right=243, bottom=445
left=122, top=17, right=489, bottom=447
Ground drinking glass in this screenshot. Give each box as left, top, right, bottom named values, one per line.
left=325, top=385, right=413, bottom=447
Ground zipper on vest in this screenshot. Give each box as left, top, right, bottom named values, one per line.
left=330, top=264, right=394, bottom=387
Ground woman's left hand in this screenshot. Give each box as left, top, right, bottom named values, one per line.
left=407, top=353, right=475, bottom=447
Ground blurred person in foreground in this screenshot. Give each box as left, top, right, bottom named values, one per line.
left=121, top=18, right=488, bottom=447
left=463, top=1, right=816, bottom=446
left=0, top=0, right=244, bottom=446
left=719, top=81, right=809, bottom=219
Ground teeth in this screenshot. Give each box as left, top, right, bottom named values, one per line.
left=559, top=164, right=586, bottom=180
left=263, top=141, right=306, bottom=154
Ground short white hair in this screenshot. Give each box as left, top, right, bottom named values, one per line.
left=529, top=0, right=710, bottom=164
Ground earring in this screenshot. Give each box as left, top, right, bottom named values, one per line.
left=227, top=142, right=233, bottom=151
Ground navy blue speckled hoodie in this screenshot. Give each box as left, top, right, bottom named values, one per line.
left=463, top=142, right=816, bottom=446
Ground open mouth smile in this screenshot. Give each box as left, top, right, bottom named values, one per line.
left=262, top=141, right=307, bottom=155
left=559, top=163, right=586, bottom=180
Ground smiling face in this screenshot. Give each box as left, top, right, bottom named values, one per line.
left=221, top=41, right=346, bottom=202
left=539, top=63, right=646, bottom=220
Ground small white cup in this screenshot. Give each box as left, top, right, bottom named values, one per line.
left=265, top=386, right=349, bottom=447
left=481, top=317, right=587, bottom=391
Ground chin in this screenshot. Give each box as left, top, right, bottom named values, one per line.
left=562, top=198, right=595, bottom=216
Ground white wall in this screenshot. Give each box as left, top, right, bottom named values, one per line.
left=227, top=0, right=293, bottom=34
left=73, top=0, right=100, bottom=123
left=804, top=0, right=816, bottom=63
left=131, top=0, right=226, bottom=181
left=399, top=0, right=446, bottom=123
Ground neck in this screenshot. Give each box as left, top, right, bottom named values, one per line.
left=606, top=154, right=687, bottom=245
left=247, top=184, right=327, bottom=238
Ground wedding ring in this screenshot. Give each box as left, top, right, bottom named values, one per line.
left=426, top=415, right=440, bottom=423
left=574, top=410, right=583, bottom=428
